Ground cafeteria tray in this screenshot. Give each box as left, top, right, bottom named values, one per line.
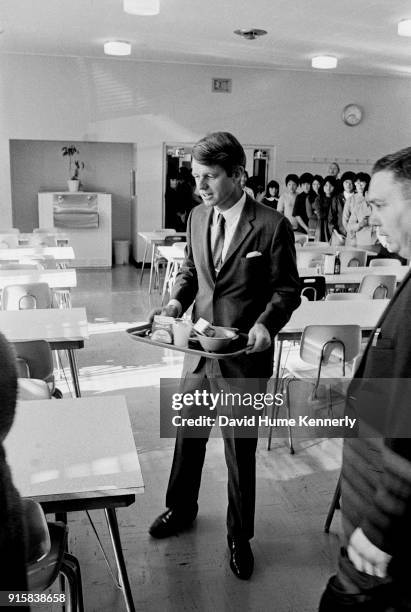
left=126, top=323, right=250, bottom=359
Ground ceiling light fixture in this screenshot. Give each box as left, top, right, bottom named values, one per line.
left=233, top=29, right=267, bottom=40
left=123, top=0, right=160, bottom=15
left=104, top=41, right=131, bottom=56
left=398, top=19, right=411, bottom=36
left=311, top=55, right=338, bottom=69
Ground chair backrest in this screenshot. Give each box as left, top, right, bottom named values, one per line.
left=358, top=274, right=397, bottom=299
left=325, top=292, right=369, bottom=301
left=297, top=250, right=324, bottom=268
left=369, top=258, right=402, bottom=268
left=13, top=340, right=54, bottom=385
left=300, top=325, right=361, bottom=367
left=21, top=499, right=51, bottom=565
left=0, top=234, right=19, bottom=248
left=339, top=250, right=367, bottom=268
left=300, top=276, right=326, bottom=301
left=2, top=282, right=52, bottom=310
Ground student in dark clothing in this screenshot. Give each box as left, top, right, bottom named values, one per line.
left=0, top=333, right=28, bottom=593
left=310, top=175, right=335, bottom=241
left=328, top=171, right=356, bottom=244
left=292, top=172, right=313, bottom=233
left=261, top=180, right=279, bottom=210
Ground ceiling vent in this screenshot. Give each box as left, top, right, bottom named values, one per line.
left=234, top=28, right=267, bottom=40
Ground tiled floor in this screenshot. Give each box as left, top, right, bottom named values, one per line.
left=54, top=265, right=342, bottom=612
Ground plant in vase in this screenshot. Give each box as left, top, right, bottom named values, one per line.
left=62, top=145, right=85, bottom=192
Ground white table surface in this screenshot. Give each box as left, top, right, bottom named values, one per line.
left=0, top=307, right=88, bottom=343
left=295, top=245, right=374, bottom=254
left=299, top=266, right=408, bottom=285
left=5, top=396, right=144, bottom=497
left=0, top=268, right=77, bottom=289
left=281, top=299, right=389, bottom=336
left=0, top=246, right=75, bottom=261
left=138, top=231, right=186, bottom=243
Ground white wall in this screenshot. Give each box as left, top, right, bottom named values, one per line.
left=2, top=54, right=411, bottom=258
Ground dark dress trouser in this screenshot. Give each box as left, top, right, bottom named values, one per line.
left=165, top=359, right=261, bottom=540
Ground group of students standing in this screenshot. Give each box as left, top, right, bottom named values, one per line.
left=246, top=167, right=377, bottom=250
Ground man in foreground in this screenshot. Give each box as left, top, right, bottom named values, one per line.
left=148, top=131, right=300, bottom=579
left=320, top=146, right=411, bottom=611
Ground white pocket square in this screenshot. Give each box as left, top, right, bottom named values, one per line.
left=246, top=251, right=262, bottom=259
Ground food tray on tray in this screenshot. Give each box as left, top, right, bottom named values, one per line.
left=126, top=323, right=250, bottom=359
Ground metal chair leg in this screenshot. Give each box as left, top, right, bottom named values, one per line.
left=324, top=473, right=342, bottom=533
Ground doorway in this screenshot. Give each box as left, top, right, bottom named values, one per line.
left=162, top=142, right=276, bottom=227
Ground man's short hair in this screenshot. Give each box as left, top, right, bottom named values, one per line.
left=285, top=174, right=299, bottom=185
left=373, top=147, right=411, bottom=183
left=299, top=172, right=313, bottom=185
left=191, top=132, right=246, bottom=177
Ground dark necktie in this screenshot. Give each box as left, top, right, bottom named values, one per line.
left=212, top=213, right=225, bottom=273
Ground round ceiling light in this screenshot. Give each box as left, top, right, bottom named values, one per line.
left=104, top=41, right=131, bottom=56
left=311, top=55, right=338, bottom=69
left=123, top=0, right=160, bottom=15
left=398, top=19, right=411, bottom=36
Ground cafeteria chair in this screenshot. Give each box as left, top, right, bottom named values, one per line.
left=273, top=324, right=361, bottom=454
left=296, top=250, right=324, bottom=269
left=24, top=499, right=84, bottom=612
left=0, top=233, right=19, bottom=248
left=13, top=339, right=63, bottom=399
left=1, top=282, right=53, bottom=310
left=300, top=276, right=326, bottom=301
left=369, top=258, right=402, bottom=268
left=325, top=293, right=369, bottom=301
left=358, top=274, right=397, bottom=299
left=153, top=233, right=186, bottom=292
left=339, top=249, right=367, bottom=268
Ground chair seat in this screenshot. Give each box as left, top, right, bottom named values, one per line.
left=282, top=351, right=356, bottom=379
left=18, top=378, right=51, bottom=400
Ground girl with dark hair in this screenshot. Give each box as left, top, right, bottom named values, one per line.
left=342, top=172, right=376, bottom=247
left=311, top=175, right=335, bottom=241
left=328, top=171, right=355, bottom=244
left=261, top=180, right=279, bottom=209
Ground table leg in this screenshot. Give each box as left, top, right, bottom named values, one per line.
left=267, top=338, right=283, bottom=451
left=162, top=260, right=172, bottom=304
left=148, top=244, right=156, bottom=294
left=139, top=242, right=149, bottom=285
left=105, top=508, right=135, bottom=612
left=67, top=349, right=81, bottom=397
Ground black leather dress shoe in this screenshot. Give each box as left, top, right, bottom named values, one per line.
left=149, top=508, right=197, bottom=539
left=227, top=536, right=254, bottom=580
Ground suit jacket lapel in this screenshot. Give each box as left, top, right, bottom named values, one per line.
left=221, top=196, right=256, bottom=270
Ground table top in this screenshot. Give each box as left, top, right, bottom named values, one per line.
left=0, top=307, right=88, bottom=344
left=0, top=268, right=77, bottom=289
left=296, top=245, right=374, bottom=255
left=139, top=231, right=186, bottom=243
left=4, top=396, right=144, bottom=512
left=0, top=246, right=75, bottom=261
left=280, top=299, right=388, bottom=337
left=299, top=265, right=408, bottom=285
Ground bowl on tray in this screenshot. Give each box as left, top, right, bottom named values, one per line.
left=195, top=326, right=238, bottom=352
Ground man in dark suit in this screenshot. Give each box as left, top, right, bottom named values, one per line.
left=320, top=146, right=411, bottom=611
left=149, top=132, right=301, bottom=579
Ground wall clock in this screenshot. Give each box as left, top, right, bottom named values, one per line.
left=342, top=104, right=363, bottom=126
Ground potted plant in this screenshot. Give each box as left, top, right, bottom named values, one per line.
left=62, top=145, right=85, bottom=192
